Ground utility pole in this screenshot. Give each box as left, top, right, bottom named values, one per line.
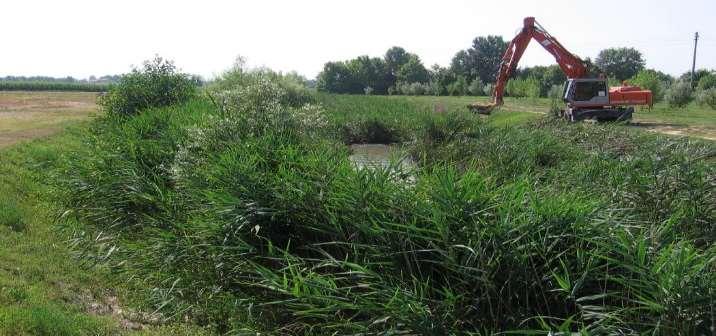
left=691, top=32, right=699, bottom=88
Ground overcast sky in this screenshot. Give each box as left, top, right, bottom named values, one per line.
left=2, top=0, right=714, bottom=80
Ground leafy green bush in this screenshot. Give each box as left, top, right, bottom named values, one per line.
left=447, top=76, right=467, bottom=96
left=99, top=56, right=197, bottom=116
left=697, top=72, right=716, bottom=90
left=696, top=88, right=716, bottom=109
left=468, top=79, right=484, bottom=95
left=630, top=69, right=666, bottom=101
left=429, top=81, right=444, bottom=96
left=547, top=84, right=563, bottom=99
left=506, top=76, right=540, bottom=98
left=664, top=81, right=693, bottom=107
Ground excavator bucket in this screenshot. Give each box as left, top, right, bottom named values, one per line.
left=467, top=102, right=497, bottom=115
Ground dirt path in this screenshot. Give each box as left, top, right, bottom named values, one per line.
left=0, top=91, right=99, bottom=149
left=497, top=101, right=716, bottom=141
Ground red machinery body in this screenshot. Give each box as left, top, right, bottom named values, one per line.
left=470, top=17, right=652, bottom=121
left=609, top=85, right=653, bottom=107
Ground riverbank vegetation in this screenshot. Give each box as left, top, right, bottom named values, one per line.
left=47, top=59, right=715, bottom=334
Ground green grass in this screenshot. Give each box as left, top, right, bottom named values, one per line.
left=0, top=126, right=212, bottom=335
left=54, top=81, right=715, bottom=335
left=0, top=85, right=713, bottom=334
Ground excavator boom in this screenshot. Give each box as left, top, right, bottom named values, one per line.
left=470, top=17, right=586, bottom=113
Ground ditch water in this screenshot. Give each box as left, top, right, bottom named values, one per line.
left=348, top=144, right=415, bottom=171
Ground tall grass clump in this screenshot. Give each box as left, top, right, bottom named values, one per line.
left=0, top=197, right=24, bottom=232
left=664, top=81, right=693, bottom=107
left=99, top=56, right=198, bottom=116
left=696, top=88, right=716, bottom=109
left=59, top=71, right=716, bottom=334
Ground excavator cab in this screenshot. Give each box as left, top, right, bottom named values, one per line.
left=563, top=79, right=609, bottom=108
left=563, top=78, right=635, bottom=121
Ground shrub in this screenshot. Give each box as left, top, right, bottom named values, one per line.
left=468, top=79, right=484, bottom=96
left=696, top=88, right=716, bottom=109
left=410, top=82, right=427, bottom=95
left=447, top=76, right=467, bottom=96
left=547, top=84, right=563, bottom=100
left=630, top=69, right=666, bottom=101
left=664, top=81, right=693, bottom=107
left=210, top=63, right=313, bottom=107
left=697, top=72, right=716, bottom=90
left=99, top=56, right=197, bottom=116
left=429, top=81, right=444, bottom=96
left=506, top=77, right=540, bottom=98
left=483, top=83, right=494, bottom=97
left=364, top=86, right=374, bottom=95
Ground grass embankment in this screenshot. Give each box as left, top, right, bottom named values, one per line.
left=0, top=111, right=211, bottom=334
left=56, top=79, right=715, bottom=335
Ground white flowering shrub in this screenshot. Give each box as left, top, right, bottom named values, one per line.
left=172, top=79, right=327, bottom=182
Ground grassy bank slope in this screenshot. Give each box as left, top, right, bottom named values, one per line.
left=56, top=83, right=715, bottom=335
left=0, top=127, right=212, bottom=335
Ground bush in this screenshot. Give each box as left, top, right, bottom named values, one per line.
left=468, top=79, right=484, bottom=96
left=99, top=56, right=197, bottom=116
left=547, top=84, right=563, bottom=100
left=696, top=88, right=716, bottom=109
left=664, top=81, right=693, bottom=107
left=483, top=83, right=494, bottom=97
left=630, top=69, right=666, bottom=101
left=506, top=77, right=540, bottom=98
left=364, top=86, right=374, bottom=95
left=447, top=76, right=467, bottom=96
left=210, top=61, right=313, bottom=107
left=697, top=72, right=716, bottom=90
left=429, top=81, right=444, bottom=96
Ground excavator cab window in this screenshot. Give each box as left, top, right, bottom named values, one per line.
left=573, top=80, right=607, bottom=101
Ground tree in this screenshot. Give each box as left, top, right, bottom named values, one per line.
left=396, top=55, right=430, bottom=84
left=679, top=69, right=712, bottom=85
left=430, top=64, right=455, bottom=91
left=384, top=47, right=411, bottom=76
left=316, top=61, right=359, bottom=93
left=469, top=36, right=508, bottom=83
left=347, top=56, right=391, bottom=94
left=449, top=50, right=473, bottom=80
left=595, top=47, right=645, bottom=81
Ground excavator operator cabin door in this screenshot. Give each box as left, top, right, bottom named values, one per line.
left=564, top=79, right=609, bottom=107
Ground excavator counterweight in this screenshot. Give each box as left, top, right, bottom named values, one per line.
left=469, top=17, right=652, bottom=121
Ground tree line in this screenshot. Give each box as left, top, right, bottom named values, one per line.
left=316, top=37, right=714, bottom=103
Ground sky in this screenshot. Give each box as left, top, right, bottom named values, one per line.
left=2, top=0, right=714, bottom=80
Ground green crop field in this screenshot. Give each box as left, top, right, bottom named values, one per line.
left=0, top=79, right=714, bottom=334
left=0, top=81, right=111, bottom=92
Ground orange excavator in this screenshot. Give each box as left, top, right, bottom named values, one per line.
left=469, top=17, right=652, bottom=121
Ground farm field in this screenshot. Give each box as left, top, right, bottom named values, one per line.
left=0, top=87, right=714, bottom=334
left=0, top=92, right=99, bottom=148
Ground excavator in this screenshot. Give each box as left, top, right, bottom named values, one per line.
left=469, top=17, right=652, bottom=121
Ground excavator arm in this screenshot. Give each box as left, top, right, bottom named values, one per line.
left=469, top=17, right=588, bottom=113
